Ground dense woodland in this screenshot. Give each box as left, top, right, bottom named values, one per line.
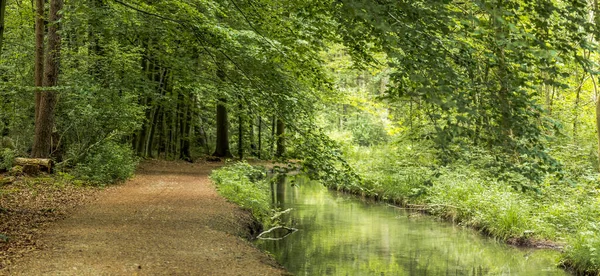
left=1, top=0, right=600, bottom=274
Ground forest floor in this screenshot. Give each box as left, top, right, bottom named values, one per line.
left=0, top=160, right=287, bottom=275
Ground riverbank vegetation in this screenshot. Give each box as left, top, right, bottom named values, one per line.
left=210, top=162, right=274, bottom=227
left=0, top=0, right=599, bottom=274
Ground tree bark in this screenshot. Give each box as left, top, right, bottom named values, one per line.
left=249, top=115, right=256, bottom=156
left=238, top=102, right=243, bottom=159
left=180, top=98, right=192, bottom=162
left=0, top=0, right=7, bottom=136
left=0, top=0, right=6, bottom=55
left=257, top=117, right=262, bottom=159
left=596, top=96, right=600, bottom=172
left=592, top=74, right=600, bottom=172
left=593, top=0, right=600, bottom=171
left=270, top=115, right=275, bottom=157
left=32, top=0, right=63, bottom=158
left=34, top=0, right=44, bottom=123
left=213, top=98, right=232, bottom=158
left=276, top=118, right=285, bottom=158
left=14, top=157, right=53, bottom=173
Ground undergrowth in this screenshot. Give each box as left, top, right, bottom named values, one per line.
left=210, top=162, right=274, bottom=228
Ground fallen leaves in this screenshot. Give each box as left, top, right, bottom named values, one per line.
left=0, top=175, right=99, bottom=269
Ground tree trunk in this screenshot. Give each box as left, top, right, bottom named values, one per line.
left=32, top=0, right=63, bottom=158
left=14, top=157, right=53, bottom=173
left=213, top=98, right=232, bottom=158
left=276, top=118, right=285, bottom=158
left=270, top=115, right=275, bottom=157
left=593, top=0, right=600, bottom=171
left=592, top=74, right=600, bottom=172
left=34, top=0, right=44, bottom=123
left=596, top=96, right=600, bottom=172
left=238, top=102, right=243, bottom=159
left=0, top=0, right=7, bottom=136
left=257, top=117, right=262, bottom=159
left=0, top=0, right=6, bottom=55
left=180, top=98, right=192, bottom=162
left=213, top=63, right=232, bottom=158
left=249, top=115, right=256, bottom=156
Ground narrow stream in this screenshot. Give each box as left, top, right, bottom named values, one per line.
left=256, top=175, right=567, bottom=275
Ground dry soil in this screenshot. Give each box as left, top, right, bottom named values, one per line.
left=2, top=160, right=287, bottom=275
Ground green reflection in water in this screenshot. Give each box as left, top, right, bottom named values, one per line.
left=256, top=176, right=568, bottom=276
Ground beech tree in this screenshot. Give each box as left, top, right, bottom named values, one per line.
left=32, top=0, right=64, bottom=158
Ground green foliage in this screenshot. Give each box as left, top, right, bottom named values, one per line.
left=291, top=128, right=362, bottom=191
left=564, top=229, right=600, bottom=274
left=73, top=141, right=137, bottom=185
left=346, top=113, right=388, bottom=146
left=210, top=162, right=273, bottom=226
left=0, top=137, right=15, bottom=171
left=0, top=148, right=14, bottom=171
left=427, top=167, right=533, bottom=240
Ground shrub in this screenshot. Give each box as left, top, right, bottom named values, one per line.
left=0, top=148, right=15, bottom=171
left=73, top=141, right=137, bottom=185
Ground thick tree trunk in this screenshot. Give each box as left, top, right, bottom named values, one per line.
left=276, top=118, right=285, bottom=158
left=32, top=0, right=63, bottom=158
left=213, top=98, right=232, bottom=158
left=33, top=0, right=44, bottom=123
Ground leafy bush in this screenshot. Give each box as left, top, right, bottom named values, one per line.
left=0, top=148, right=15, bottom=171
left=73, top=141, right=137, bottom=185
left=0, top=137, right=15, bottom=171
left=210, top=162, right=273, bottom=226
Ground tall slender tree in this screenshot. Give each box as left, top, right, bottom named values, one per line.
left=33, top=0, right=44, bottom=123
left=32, top=0, right=63, bottom=158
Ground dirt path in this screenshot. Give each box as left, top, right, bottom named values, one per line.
left=3, top=160, right=287, bottom=275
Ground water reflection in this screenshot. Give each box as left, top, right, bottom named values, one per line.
left=256, top=175, right=567, bottom=276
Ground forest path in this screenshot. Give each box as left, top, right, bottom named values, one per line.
left=4, top=160, right=286, bottom=276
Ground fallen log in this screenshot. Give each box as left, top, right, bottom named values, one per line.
left=14, top=158, right=53, bottom=174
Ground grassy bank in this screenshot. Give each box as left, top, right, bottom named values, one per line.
left=335, top=143, right=600, bottom=275
left=209, top=154, right=600, bottom=274
left=210, top=162, right=275, bottom=229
